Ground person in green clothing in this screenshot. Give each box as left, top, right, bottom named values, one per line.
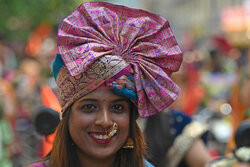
left=0, top=100, right=13, bottom=167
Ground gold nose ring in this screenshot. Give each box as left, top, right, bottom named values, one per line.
left=107, top=122, right=118, bottom=138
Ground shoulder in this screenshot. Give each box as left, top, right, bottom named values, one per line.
left=144, top=160, right=154, bottom=167
left=167, top=112, right=208, bottom=167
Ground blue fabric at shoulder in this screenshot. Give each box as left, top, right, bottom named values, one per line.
left=171, top=110, right=192, bottom=123
left=144, top=160, right=154, bottom=167
left=52, top=53, right=65, bottom=80
left=169, top=110, right=192, bottom=138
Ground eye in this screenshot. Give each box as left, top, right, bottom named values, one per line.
left=80, top=104, right=97, bottom=112
left=111, top=104, right=124, bottom=113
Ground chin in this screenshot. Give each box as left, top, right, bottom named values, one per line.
left=90, top=149, right=117, bottom=160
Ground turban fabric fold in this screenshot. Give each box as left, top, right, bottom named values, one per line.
left=54, top=1, right=183, bottom=118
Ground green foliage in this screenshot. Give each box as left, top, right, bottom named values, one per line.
left=0, top=0, right=92, bottom=42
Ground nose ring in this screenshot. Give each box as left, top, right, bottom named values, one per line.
left=107, top=122, right=118, bottom=138
left=113, top=122, right=118, bottom=130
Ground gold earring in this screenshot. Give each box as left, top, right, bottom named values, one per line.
left=122, top=137, right=134, bottom=149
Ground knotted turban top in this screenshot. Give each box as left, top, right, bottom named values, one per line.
left=53, top=1, right=183, bottom=118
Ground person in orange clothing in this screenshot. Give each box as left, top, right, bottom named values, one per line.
left=226, top=49, right=250, bottom=155
left=39, top=86, right=61, bottom=157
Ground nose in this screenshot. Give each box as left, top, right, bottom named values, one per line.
left=95, top=106, right=113, bottom=129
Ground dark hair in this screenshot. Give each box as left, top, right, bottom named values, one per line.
left=144, top=112, right=174, bottom=167
left=44, top=102, right=146, bottom=167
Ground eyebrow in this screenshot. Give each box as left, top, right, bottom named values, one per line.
left=78, top=98, right=129, bottom=103
left=78, top=98, right=98, bottom=103
left=112, top=99, right=129, bottom=103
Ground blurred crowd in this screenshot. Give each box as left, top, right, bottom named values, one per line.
left=0, top=22, right=59, bottom=167
left=0, top=6, right=250, bottom=167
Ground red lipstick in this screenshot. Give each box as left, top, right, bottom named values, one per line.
left=89, top=132, right=114, bottom=144
left=90, top=135, right=113, bottom=144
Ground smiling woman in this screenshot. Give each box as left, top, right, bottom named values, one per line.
left=69, top=89, right=130, bottom=163
left=47, top=89, right=145, bottom=167
left=29, top=1, right=183, bottom=167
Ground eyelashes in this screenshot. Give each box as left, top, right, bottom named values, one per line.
left=111, top=104, right=124, bottom=113
left=77, top=104, right=96, bottom=113
left=78, top=104, right=126, bottom=113
left=82, top=104, right=96, bottom=110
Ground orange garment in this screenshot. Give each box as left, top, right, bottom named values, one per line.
left=182, top=84, right=205, bottom=116
left=226, top=84, right=246, bottom=154
left=181, top=69, right=205, bottom=116
left=40, top=86, right=61, bottom=157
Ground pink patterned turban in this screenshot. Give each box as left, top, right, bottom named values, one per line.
left=55, top=1, right=183, bottom=118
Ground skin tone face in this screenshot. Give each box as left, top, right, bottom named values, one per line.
left=69, top=88, right=130, bottom=167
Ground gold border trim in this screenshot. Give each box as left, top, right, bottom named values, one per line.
left=56, top=55, right=129, bottom=114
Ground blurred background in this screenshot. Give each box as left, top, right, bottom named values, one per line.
left=0, top=0, right=249, bottom=167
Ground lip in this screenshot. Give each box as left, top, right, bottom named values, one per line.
left=89, top=132, right=115, bottom=144
left=90, top=135, right=113, bottom=144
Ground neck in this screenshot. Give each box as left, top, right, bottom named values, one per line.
left=77, top=150, right=116, bottom=167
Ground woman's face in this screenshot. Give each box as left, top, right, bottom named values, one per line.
left=69, top=88, right=130, bottom=160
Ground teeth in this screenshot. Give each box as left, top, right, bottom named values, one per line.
left=92, top=134, right=108, bottom=140
left=91, top=130, right=117, bottom=140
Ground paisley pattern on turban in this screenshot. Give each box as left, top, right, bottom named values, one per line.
left=56, top=1, right=183, bottom=117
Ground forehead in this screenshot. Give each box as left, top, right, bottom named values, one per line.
left=76, top=89, right=128, bottom=102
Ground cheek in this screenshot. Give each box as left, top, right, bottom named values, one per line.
left=68, top=116, right=78, bottom=139
left=68, top=112, right=90, bottom=137
left=117, top=115, right=130, bottom=138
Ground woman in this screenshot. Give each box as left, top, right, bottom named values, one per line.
left=30, top=1, right=182, bottom=167
left=142, top=110, right=210, bottom=167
